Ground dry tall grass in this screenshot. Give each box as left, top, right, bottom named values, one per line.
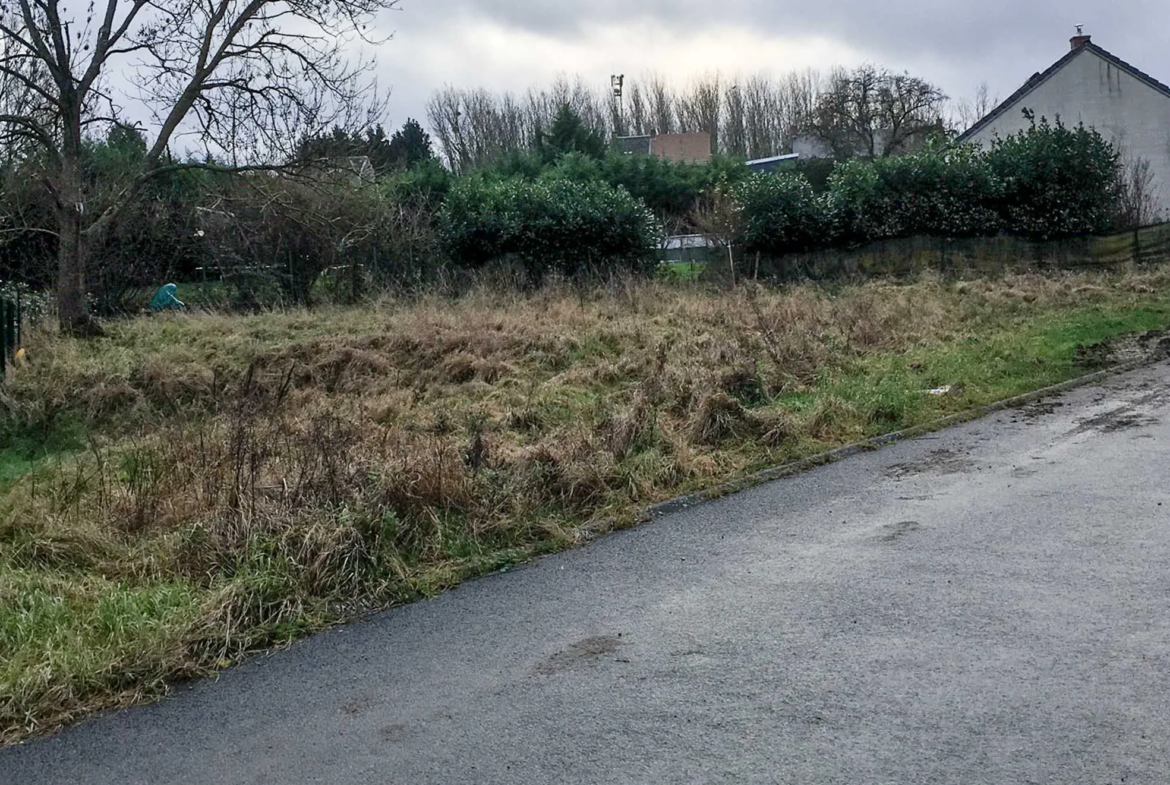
left=3, top=269, right=1170, bottom=741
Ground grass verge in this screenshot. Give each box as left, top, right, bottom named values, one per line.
left=3, top=269, right=1170, bottom=742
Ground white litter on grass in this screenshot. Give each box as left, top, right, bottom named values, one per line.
left=924, top=386, right=953, bottom=396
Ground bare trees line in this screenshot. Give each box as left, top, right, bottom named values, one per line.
left=426, top=70, right=824, bottom=172
left=426, top=69, right=995, bottom=171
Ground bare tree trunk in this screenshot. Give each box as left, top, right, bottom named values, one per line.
left=56, top=202, right=89, bottom=333
left=55, top=129, right=101, bottom=335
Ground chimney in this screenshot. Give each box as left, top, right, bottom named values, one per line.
left=1071, top=25, right=1091, bottom=50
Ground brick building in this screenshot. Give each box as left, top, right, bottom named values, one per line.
left=615, top=132, right=712, bottom=164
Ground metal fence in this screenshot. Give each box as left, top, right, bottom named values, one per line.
left=1, top=286, right=22, bottom=379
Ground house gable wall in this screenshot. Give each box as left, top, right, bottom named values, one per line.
left=965, top=48, right=1170, bottom=221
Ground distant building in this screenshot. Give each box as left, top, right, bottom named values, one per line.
left=791, top=127, right=937, bottom=160
left=959, top=32, right=1170, bottom=221
left=615, top=132, right=712, bottom=164
left=614, top=135, right=652, bottom=156
left=791, top=135, right=834, bottom=160
left=661, top=233, right=718, bottom=265
left=745, top=153, right=800, bottom=174
left=650, top=133, right=712, bottom=164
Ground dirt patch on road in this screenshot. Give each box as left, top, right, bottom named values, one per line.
left=1014, top=400, right=1066, bottom=422
left=887, top=448, right=975, bottom=479
left=536, top=635, right=624, bottom=675
left=1074, top=330, right=1170, bottom=369
left=1072, top=384, right=1168, bottom=435
left=1074, top=408, right=1159, bottom=434
left=877, top=521, right=924, bottom=542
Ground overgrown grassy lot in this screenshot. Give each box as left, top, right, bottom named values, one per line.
left=4, top=269, right=1170, bottom=742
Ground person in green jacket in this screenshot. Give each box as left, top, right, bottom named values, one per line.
left=151, top=283, right=186, bottom=312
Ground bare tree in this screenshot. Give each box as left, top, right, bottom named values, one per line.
left=423, top=69, right=836, bottom=168
left=738, top=74, right=774, bottom=158
left=1117, top=154, right=1161, bottom=228
left=461, top=88, right=510, bottom=165
left=676, top=73, right=720, bottom=153
left=498, top=92, right=526, bottom=155
left=783, top=68, right=822, bottom=146
left=721, top=81, right=746, bottom=158
left=646, top=72, right=675, bottom=136
left=806, top=65, right=946, bottom=158
left=735, top=69, right=822, bottom=159
left=0, top=10, right=50, bottom=165
left=564, top=74, right=609, bottom=135
left=522, top=85, right=554, bottom=147
left=624, top=79, right=649, bottom=137
left=691, top=183, right=742, bottom=286
left=426, top=87, right=471, bottom=174
left=0, top=0, right=396, bottom=333
left=949, top=81, right=996, bottom=133
left=427, top=76, right=612, bottom=171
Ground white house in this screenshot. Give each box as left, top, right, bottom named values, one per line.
left=959, top=32, right=1170, bottom=222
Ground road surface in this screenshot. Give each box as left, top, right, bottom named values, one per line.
left=6, top=363, right=1170, bottom=784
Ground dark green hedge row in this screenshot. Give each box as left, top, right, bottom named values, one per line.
left=737, top=116, right=1121, bottom=259
left=2, top=115, right=1126, bottom=306
left=437, top=177, right=661, bottom=282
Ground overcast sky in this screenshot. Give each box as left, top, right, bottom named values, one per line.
left=369, top=1, right=1170, bottom=133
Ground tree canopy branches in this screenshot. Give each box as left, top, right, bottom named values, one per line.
left=0, top=0, right=398, bottom=331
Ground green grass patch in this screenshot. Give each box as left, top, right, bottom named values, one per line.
left=0, top=420, right=87, bottom=491
left=658, top=261, right=707, bottom=282
left=0, top=570, right=202, bottom=738
left=823, top=302, right=1170, bottom=438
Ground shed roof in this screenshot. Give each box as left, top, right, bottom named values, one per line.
left=745, top=154, right=800, bottom=166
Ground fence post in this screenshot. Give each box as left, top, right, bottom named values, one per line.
left=1, top=292, right=9, bottom=378
left=0, top=284, right=21, bottom=380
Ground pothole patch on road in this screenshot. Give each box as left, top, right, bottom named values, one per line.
left=886, top=448, right=975, bottom=479
left=340, top=696, right=374, bottom=716
left=1012, top=400, right=1066, bottom=422
left=535, top=635, right=625, bottom=675
left=876, top=521, right=924, bottom=542
left=1073, top=407, right=1159, bottom=435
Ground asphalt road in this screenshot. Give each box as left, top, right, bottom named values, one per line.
left=6, top=363, right=1170, bottom=784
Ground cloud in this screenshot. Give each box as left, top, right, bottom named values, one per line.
left=362, top=2, right=1170, bottom=135
left=403, top=1, right=1165, bottom=65
left=373, top=12, right=862, bottom=127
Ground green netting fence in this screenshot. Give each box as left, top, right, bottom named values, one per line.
left=0, top=286, right=22, bottom=379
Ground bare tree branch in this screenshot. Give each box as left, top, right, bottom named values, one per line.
left=0, top=0, right=400, bottom=332
left=806, top=65, right=946, bottom=158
